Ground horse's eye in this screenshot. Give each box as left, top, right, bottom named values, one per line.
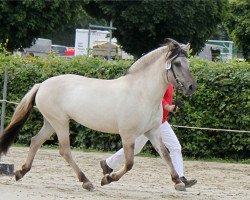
left=173, top=61, right=181, bottom=67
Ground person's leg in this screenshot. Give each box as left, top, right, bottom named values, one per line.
left=101, top=134, right=148, bottom=174
left=160, top=121, right=197, bottom=187
left=160, top=122, right=184, bottom=176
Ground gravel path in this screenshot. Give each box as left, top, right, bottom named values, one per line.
left=0, top=147, right=249, bottom=200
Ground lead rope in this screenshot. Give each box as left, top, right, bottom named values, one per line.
left=169, top=84, right=184, bottom=123
left=173, top=86, right=179, bottom=113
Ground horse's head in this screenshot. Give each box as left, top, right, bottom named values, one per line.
left=164, top=38, right=197, bottom=96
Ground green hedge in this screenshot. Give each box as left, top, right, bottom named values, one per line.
left=172, top=57, right=250, bottom=160
left=0, top=54, right=249, bottom=160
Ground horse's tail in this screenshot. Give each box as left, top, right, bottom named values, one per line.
left=0, top=84, right=40, bottom=155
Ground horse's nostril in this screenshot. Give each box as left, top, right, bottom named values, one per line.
left=189, top=85, right=193, bottom=91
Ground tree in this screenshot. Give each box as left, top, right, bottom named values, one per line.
left=225, top=0, right=250, bottom=61
left=45, top=11, right=107, bottom=47
left=210, top=24, right=231, bottom=41
left=84, top=0, right=228, bottom=57
left=0, top=0, right=84, bottom=52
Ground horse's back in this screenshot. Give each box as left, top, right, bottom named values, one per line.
left=35, top=74, right=130, bottom=133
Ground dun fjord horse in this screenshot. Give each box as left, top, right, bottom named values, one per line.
left=0, top=39, right=196, bottom=191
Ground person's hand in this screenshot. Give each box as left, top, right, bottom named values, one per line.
left=164, top=104, right=179, bottom=114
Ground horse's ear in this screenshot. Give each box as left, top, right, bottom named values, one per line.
left=181, top=43, right=190, bottom=52
left=165, top=38, right=180, bottom=48
left=165, top=50, right=178, bottom=65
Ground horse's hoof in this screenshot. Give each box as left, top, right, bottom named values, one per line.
left=175, top=182, right=186, bottom=191
left=101, top=174, right=112, bottom=186
left=15, top=170, right=23, bottom=181
left=82, top=182, right=95, bottom=191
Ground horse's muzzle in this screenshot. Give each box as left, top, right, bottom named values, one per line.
left=183, top=82, right=197, bottom=96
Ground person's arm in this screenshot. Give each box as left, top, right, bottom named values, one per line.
left=163, top=84, right=178, bottom=114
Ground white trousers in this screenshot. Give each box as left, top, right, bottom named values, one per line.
left=106, top=121, right=184, bottom=177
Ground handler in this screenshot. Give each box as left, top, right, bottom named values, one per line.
left=100, top=83, right=197, bottom=188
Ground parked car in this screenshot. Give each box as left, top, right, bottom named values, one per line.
left=64, top=47, right=75, bottom=56
left=51, top=45, right=68, bottom=56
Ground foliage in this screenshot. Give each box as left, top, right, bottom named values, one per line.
left=171, top=57, right=250, bottom=160
left=83, top=0, right=228, bottom=57
left=224, top=0, right=250, bottom=61
left=44, top=11, right=107, bottom=47
left=209, top=24, right=231, bottom=41
left=0, top=0, right=84, bottom=51
left=0, top=54, right=249, bottom=160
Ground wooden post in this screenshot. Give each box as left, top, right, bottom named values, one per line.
left=0, top=68, right=14, bottom=175
left=1, top=68, right=8, bottom=134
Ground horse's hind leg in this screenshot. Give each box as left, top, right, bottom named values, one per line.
left=49, top=119, right=94, bottom=191
left=15, top=119, right=54, bottom=181
left=146, top=128, right=185, bottom=191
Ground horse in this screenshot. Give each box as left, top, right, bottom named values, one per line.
left=0, top=39, right=197, bottom=192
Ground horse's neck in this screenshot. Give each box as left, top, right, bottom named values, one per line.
left=131, top=53, right=169, bottom=106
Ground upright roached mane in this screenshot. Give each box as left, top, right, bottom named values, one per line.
left=128, top=46, right=168, bottom=74
left=0, top=39, right=196, bottom=192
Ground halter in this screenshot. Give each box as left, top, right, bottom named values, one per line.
left=166, top=47, right=188, bottom=90
left=166, top=47, right=188, bottom=121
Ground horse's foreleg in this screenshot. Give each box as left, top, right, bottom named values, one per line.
left=15, top=119, right=54, bottom=181
left=52, top=120, right=94, bottom=191
left=146, top=129, right=186, bottom=191
left=101, top=139, right=135, bottom=186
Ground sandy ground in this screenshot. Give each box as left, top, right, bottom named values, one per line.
left=0, top=147, right=249, bottom=200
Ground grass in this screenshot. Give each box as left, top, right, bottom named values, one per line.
left=13, top=143, right=250, bottom=164
left=182, top=156, right=250, bottom=164
left=138, top=151, right=250, bottom=164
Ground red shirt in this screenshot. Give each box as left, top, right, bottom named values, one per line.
left=162, top=84, right=174, bottom=123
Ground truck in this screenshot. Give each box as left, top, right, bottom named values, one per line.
left=74, top=29, right=109, bottom=56
left=74, top=29, right=133, bottom=59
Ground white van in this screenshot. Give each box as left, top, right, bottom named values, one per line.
left=25, top=38, right=52, bottom=56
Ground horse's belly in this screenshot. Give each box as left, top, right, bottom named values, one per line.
left=70, top=112, right=119, bottom=134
